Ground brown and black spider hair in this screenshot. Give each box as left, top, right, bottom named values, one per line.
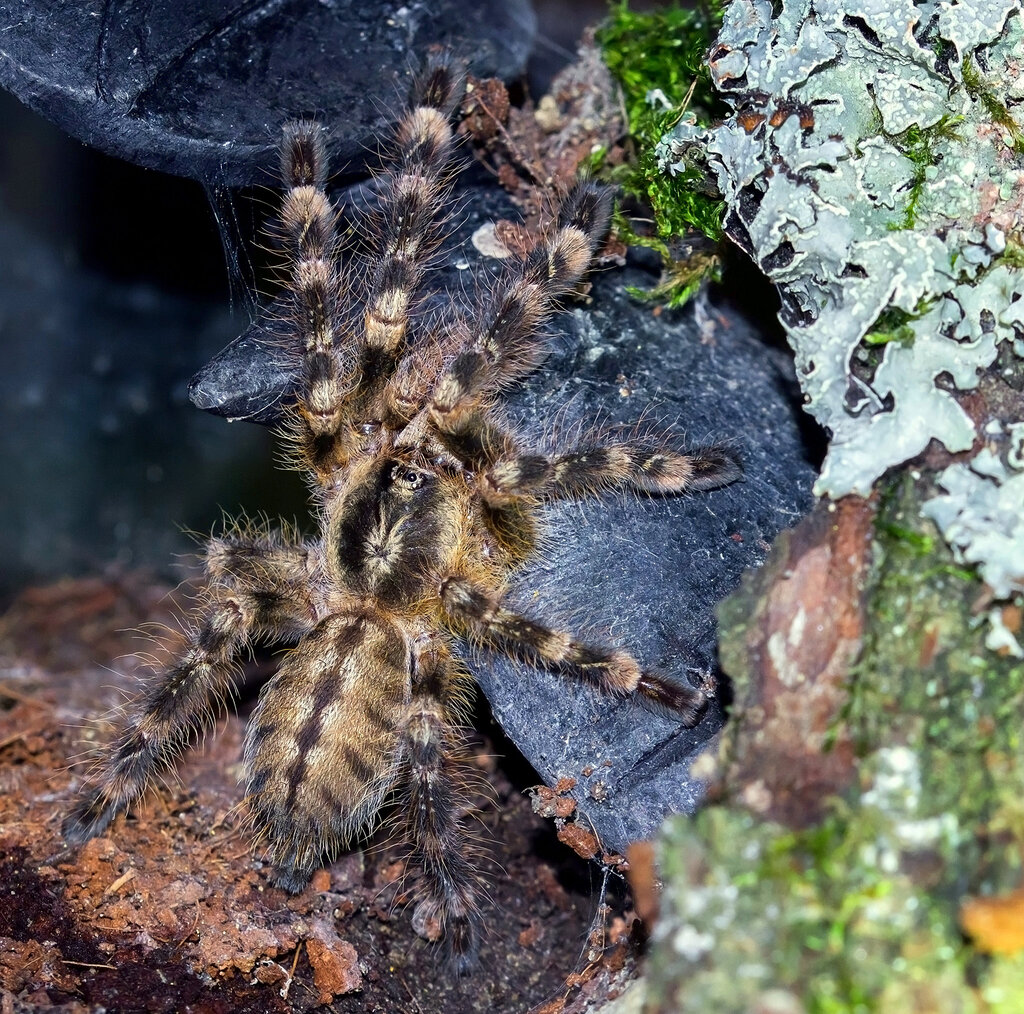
left=63, top=52, right=740, bottom=972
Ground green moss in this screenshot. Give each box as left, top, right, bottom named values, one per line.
left=613, top=209, right=722, bottom=308
left=651, top=803, right=972, bottom=1014
left=1000, top=237, right=1024, bottom=271
left=597, top=1, right=727, bottom=306
left=647, top=477, right=1024, bottom=1013
left=598, top=1, right=726, bottom=155
left=883, top=56, right=1024, bottom=231
left=863, top=300, right=936, bottom=346
left=984, top=955, right=1024, bottom=1013
left=962, top=57, right=1024, bottom=156
left=850, top=476, right=1024, bottom=846
left=581, top=144, right=610, bottom=177
left=886, top=117, right=963, bottom=230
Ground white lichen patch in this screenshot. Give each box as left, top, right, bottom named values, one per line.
left=986, top=603, right=1024, bottom=657
left=860, top=745, right=921, bottom=814
left=860, top=745, right=965, bottom=882
left=661, top=0, right=1024, bottom=596
left=923, top=455, right=1024, bottom=598
left=671, top=923, right=717, bottom=961
left=653, top=872, right=740, bottom=965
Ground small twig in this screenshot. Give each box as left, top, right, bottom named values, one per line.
left=293, top=976, right=318, bottom=999
left=0, top=681, right=48, bottom=708
left=172, top=904, right=202, bottom=954
left=280, top=939, right=303, bottom=1000
left=61, top=960, right=117, bottom=970
left=470, top=89, right=547, bottom=185
left=665, top=78, right=699, bottom=131
left=0, top=726, right=46, bottom=751
left=102, top=868, right=137, bottom=897
left=399, top=973, right=424, bottom=1013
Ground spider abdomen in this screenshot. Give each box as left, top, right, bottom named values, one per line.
left=243, top=610, right=411, bottom=887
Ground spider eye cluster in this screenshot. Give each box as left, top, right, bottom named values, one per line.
left=391, top=463, right=428, bottom=489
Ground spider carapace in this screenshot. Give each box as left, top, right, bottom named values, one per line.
left=63, top=52, right=741, bottom=971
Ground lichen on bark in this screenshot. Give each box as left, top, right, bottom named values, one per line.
left=643, top=478, right=1024, bottom=1013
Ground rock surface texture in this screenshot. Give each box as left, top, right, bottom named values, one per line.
left=0, top=0, right=536, bottom=184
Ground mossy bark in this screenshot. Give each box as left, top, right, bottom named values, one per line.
left=642, top=475, right=1024, bottom=1013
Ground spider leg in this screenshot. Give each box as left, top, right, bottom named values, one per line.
left=440, top=576, right=711, bottom=726
left=279, top=55, right=464, bottom=480
left=480, top=439, right=742, bottom=505
left=204, top=526, right=319, bottom=636
left=276, top=118, right=347, bottom=449
left=63, top=533, right=317, bottom=845
left=428, top=183, right=612, bottom=465
left=393, top=632, right=483, bottom=973
left=357, top=54, right=463, bottom=402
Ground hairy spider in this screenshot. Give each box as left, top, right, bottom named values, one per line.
left=62, top=53, right=740, bottom=971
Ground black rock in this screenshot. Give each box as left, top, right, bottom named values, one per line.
left=189, top=299, right=297, bottom=423
left=190, top=180, right=817, bottom=852
left=488, top=290, right=813, bottom=851
left=0, top=0, right=536, bottom=185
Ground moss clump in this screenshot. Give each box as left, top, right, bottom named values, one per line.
left=647, top=478, right=1024, bottom=1013
left=597, top=1, right=727, bottom=306
left=863, top=305, right=924, bottom=347
left=998, top=237, right=1024, bottom=271
left=886, top=117, right=964, bottom=230
left=962, top=56, right=1024, bottom=156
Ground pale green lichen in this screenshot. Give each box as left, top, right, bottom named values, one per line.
left=656, top=0, right=1024, bottom=602
left=923, top=440, right=1024, bottom=613
left=619, top=9, right=1024, bottom=1009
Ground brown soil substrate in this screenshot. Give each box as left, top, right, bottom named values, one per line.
left=0, top=574, right=641, bottom=1013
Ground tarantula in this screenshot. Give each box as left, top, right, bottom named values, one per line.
left=63, top=53, right=740, bottom=970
